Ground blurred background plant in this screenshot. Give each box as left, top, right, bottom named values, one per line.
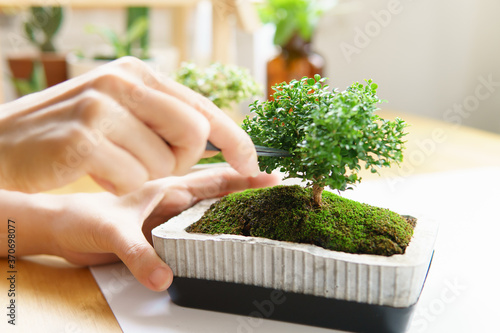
left=7, top=6, right=67, bottom=96
left=85, top=7, right=150, bottom=60
left=9, top=60, right=46, bottom=96
left=257, top=0, right=333, bottom=97
left=24, top=6, right=63, bottom=53
left=173, top=62, right=261, bottom=111
left=258, top=0, right=332, bottom=47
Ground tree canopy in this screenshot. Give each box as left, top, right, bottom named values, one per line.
left=242, top=75, right=407, bottom=205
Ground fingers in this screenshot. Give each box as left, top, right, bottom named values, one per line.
left=64, top=91, right=171, bottom=195
left=107, top=57, right=260, bottom=177
left=88, top=69, right=211, bottom=176
left=117, top=169, right=278, bottom=292
left=84, top=138, right=148, bottom=195
left=118, top=87, right=211, bottom=175
left=28, top=57, right=261, bottom=195
left=151, top=79, right=260, bottom=177
left=50, top=189, right=174, bottom=292
left=66, top=88, right=210, bottom=194
left=84, top=92, right=177, bottom=178
left=109, top=228, right=173, bottom=292
left=179, top=168, right=281, bottom=200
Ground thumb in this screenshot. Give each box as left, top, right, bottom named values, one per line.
left=111, top=229, right=173, bottom=291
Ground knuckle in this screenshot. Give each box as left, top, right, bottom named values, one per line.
left=114, top=56, right=144, bottom=70
left=91, top=71, right=126, bottom=93
left=93, top=222, right=120, bottom=250
left=191, top=95, right=217, bottom=121
left=112, top=56, right=152, bottom=80
left=49, top=123, right=91, bottom=167
left=90, top=70, right=146, bottom=108
left=190, top=117, right=210, bottom=145
left=73, top=89, right=105, bottom=126
left=49, top=118, right=88, bottom=146
left=65, top=123, right=88, bottom=142
left=113, top=56, right=159, bottom=87
left=122, top=242, right=151, bottom=264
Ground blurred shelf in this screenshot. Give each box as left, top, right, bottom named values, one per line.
left=0, top=0, right=201, bottom=7
left=0, top=0, right=260, bottom=103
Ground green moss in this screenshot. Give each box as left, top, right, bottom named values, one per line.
left=197, top=153, right=226, bottom=164
left=186, top=185, right=415, bottom=256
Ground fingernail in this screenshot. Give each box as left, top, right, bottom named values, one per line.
left=249, top=151, right=260, bottom=177
left=149, top=267, right=171, bottom=291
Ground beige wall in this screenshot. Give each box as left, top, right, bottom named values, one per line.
left=2, top=1, right=499, bottom=134
left=314, top=0, right=500, bottom=133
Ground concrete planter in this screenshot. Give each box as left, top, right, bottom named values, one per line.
left=153, top=196, right=437, bottom=332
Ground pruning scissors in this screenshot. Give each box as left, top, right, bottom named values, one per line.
left=205, top=141, right=292, bottom=157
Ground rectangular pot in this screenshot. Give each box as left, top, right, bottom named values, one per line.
left=153, top=198, right=437, bottom=332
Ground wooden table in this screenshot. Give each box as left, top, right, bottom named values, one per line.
left=1, top=111, right=500, bottom=332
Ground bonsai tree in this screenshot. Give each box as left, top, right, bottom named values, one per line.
left=173, top=62, right=261, bottom=110
left=188, top=75, right=412, bottom=256
left=24, top=6, right=63, bottom=53
left=242, top=75, right=407, bottom=206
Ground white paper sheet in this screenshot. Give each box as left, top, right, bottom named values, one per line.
left=91, top=167, right=500, bottom=332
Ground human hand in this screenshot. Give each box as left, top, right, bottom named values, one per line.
left=0, top=57, right=259, bottom=194
left=48, top=168, right=280, bottom=291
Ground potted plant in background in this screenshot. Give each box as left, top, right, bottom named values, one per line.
left=173, top=62, right=261, bottom=119
left=258, top=0, right=330, bottom=98
left=7, top=6, right=67, bottom=97
left=67, top=7, right=157, bottom=78
left=9, top=60, right=46, bottom=97
left=153, top=76, right=437, bottom=332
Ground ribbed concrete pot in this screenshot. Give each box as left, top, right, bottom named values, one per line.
left=153, top=197, right=437, bottom=333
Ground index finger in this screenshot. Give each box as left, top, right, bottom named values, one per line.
left=114, top=58, right=260, bottom=177
left=165, top=79, right=260, bottom=176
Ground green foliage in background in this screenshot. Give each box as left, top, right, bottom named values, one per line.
left=242, top=75, right=407, bottom=205
left=10, top=61, right=46, bottom=96
left=174, top=62, right=261, bottom=110
left=24, top=6, right=63, bottom=53
left=86, top=7, right=149, bottom=59
left=126, top=7, right=149, bottom=58
left=257, top=0, right=332, bottom=46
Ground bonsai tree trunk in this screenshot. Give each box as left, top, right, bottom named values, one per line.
left=312, top=183, right=324, bottom=206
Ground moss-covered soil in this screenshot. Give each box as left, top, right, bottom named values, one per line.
left=186, top=185, right=415, bottom=256
left=197, top=153, right=226, bottom=164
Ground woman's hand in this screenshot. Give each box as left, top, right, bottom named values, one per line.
left=47, top=168, right=280, bottom=291
left=0, top=57, right=259, bottom=194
